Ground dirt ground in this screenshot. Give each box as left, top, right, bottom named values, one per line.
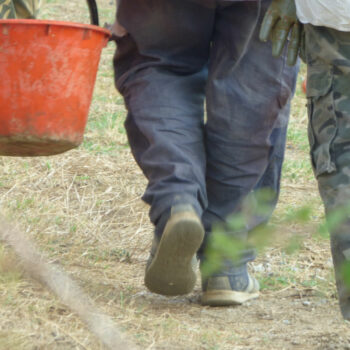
left=0, top=1, right=349, bottom=349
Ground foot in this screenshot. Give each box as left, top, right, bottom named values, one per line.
left=331, top=239, right=350, bottom=320
left=201, top=264, right=259, bottom=306
left=144, top=205, right=204, bottom=296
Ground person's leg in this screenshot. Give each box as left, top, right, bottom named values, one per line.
left=0, top=0, right=16, bottom=18
left=115, top=0, right=215, bottom=231
left=249, top=94, right=295, bottom=230
left=114, top=0, right=215, bottom=295
left=13, top=0, right=41, bottom=18
left=0, top=0, right=41, bottom=19
left=200, top=0, right=298, bottom=305
left=13, top=0, right=41, bottom=19
left=303, top=24, right=350, bottom=320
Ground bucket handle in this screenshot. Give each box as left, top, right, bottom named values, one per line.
left=86, top=0, right=99, bottom=26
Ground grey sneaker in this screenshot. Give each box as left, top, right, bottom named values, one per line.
left=201, top=264, right=259, bottom=306
left=144, top=205, right=204, bottom=296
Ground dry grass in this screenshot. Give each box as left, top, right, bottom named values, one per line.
left=0, top=1, right=349, bottom=349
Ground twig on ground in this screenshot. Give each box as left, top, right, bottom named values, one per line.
left=0, top=217, right=138, bottom=350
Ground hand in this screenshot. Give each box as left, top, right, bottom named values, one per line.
left=259, top=0, right=301, bottom=66
left=105, top=20, right=128, bottom=41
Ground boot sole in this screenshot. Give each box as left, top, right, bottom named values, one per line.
left=145, top=212, right=204, bottom=296
left=201, top=290, right=259, bottom=306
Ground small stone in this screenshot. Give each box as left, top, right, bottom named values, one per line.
left=283, top=319, right=291, bottom=325
left=326, top=258, right=333, bottom=268
left=302, top=301, right=311, bottom=307
left=253, top=264, right=265, bottom=273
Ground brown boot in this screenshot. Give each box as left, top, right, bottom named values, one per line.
left=145, top=205, right=204, bottom=296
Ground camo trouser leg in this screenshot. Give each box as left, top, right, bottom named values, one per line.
left=0, top=0, right=41, bottom=19
left=304, top=24, right=350, bottom=319
left=0, top=0, right=16, bottom=18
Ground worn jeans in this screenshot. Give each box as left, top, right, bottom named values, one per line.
left=113, top=0, right=298, bottom=264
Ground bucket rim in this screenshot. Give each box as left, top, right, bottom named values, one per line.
left=0, top=19, right=111, bottom=37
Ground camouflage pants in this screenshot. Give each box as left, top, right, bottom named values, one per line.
left=0, top=0, right=41, bottom=19
left=304, top=24, right=350, bottom=317
left=304, top=24, right=350, bottom=218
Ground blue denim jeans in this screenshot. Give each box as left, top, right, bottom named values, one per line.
left=113, top=0, right=298, bottom=264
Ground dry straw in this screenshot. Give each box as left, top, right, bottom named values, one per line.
left=0, top=217, right=138, bottom=350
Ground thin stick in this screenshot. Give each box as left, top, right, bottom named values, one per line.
left=0, top=217, right=138, bottom=350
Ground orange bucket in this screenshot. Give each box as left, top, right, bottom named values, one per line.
left=0, top=20, right=111, bottom=156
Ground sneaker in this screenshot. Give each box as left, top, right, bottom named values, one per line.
left=144, top=204, right=204, bottom=296
left=201, top=264, right=259, bottom=306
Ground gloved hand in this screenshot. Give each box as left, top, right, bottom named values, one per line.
left=259, top=0, right=301, bottom=66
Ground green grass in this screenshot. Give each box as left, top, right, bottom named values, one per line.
left=282, top=158, right=314, bottom=181
left=287, top=127, right=310, bottom=152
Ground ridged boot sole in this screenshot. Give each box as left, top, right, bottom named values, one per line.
left=201, top=290, right=259, bottom=306
left=145, top=212, right=204, bottom=296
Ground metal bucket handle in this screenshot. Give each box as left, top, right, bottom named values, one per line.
left=86, top=0, right=99, bottom=26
